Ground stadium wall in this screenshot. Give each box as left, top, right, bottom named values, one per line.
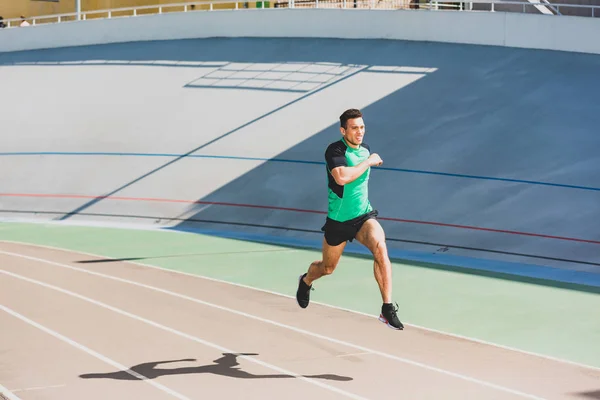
left=1, top=8, right=599, bottom=55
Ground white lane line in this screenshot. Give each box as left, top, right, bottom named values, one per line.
left=2, top=238, right=595, bottom=373
left=336, top=352, right=371, bottom=358
left=11, top=384, right=66, bottom=393
left=0, top=305, right=190, bottom=400
left=0, top=384, right=22, bottom=400
left=0, top=250, right=546, bottom=400
left=0, top=269, right=368, bottom=400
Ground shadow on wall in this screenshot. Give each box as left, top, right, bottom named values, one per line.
left=162, top=39, right=600, bottom=269
left=2, top=38, right=600, bottom=278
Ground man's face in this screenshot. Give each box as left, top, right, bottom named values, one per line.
left=341, top=117, right=365, bottom=147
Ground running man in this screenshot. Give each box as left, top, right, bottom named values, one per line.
left=295, top=108, right=404, bottom=330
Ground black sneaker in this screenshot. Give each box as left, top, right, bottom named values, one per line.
left=296, top=273, right=312, bottom=309
left=379, top=302, right=404, bottom=330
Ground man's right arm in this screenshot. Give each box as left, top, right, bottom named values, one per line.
left=325, top=143, right=382, bottom=186
left=331, top=162, right=368, bottom=186
left=330, top=155, right=381, bottom=186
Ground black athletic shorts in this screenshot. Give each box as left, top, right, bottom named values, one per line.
left=321, top=210, right=379, bottom=246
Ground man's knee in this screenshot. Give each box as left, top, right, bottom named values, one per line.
left=372, top=239, right=389, bottom=262
left=321, top=261, right=338, bottom=276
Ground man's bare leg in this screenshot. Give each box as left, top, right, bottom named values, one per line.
left=304, top=238, right=346, bottom=286
left=356, top=219, right=392, bottom=303
left=296, top=238, right=346, bottom=309
left=356, top=218, right=403, bottom=329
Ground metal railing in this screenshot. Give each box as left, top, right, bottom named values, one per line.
left=0, top=0, right=597, bottom=28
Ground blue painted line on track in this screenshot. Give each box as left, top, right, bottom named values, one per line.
left=2, top=151, right=599, bottom=192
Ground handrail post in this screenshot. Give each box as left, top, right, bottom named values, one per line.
left=76, top=0, right=81, bottom=20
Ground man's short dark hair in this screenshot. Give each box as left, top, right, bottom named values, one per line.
left=340, top=109, right=363, bottom=129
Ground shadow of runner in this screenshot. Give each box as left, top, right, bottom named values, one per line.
left=79, top=353, right=353, bottom=381
left=574, top=390, right=600, bottom=399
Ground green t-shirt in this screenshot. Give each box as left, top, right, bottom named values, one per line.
left=324, top=138, right=373, bottom=222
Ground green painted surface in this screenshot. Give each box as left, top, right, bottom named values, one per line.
left=1, top=221, right=599, bottom=368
